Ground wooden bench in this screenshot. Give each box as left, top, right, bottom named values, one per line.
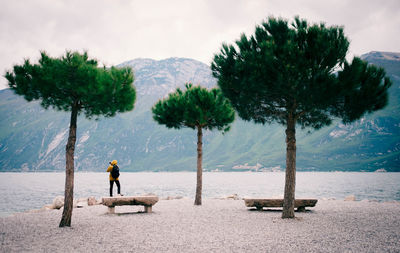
left=244, top=198, right=318, bottom=212
left=102, top=195, right=159, bottom=214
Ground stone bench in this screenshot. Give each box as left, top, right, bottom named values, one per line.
left=102, top=195, right=159, bottom=214
left=244, top=198, right=318, bottom=212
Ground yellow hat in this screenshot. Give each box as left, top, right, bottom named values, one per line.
left=110, top=160, right=118, bottom=165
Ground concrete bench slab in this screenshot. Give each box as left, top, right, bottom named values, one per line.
left=244, top=198, right=318, bottom=212
left=102, top=195, right=159, bottom=214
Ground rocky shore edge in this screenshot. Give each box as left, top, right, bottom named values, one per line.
left=24, top=193, right=399, bottom=215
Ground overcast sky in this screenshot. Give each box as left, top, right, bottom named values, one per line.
left=1, top=0, right=399, bottom=90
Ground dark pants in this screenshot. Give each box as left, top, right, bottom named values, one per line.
left=109, top=180, right=121, bottom=197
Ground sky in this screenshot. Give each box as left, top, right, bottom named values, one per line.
left=1, top=0, right=399, bottom=90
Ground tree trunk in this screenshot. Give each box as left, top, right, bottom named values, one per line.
left=282, top=114, right=296, bottom=218
left=59, top=104, right=78, bottom=227
left=194, top=126, right=203, bottom=205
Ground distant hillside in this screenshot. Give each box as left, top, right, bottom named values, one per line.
left=361, top=51, right=400, bottom=75
left=0, top=53, right=399, bottom=172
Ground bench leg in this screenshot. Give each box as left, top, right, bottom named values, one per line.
left=297, top=206, right=306, bottom=212
left=144, top=206, right=152, bottom=213
left=108, top=206, right=115, bottom=214
left=256, top=206, right=263, bottom=211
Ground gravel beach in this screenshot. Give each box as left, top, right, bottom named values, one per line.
left=1, top=199, right=399, bottom=252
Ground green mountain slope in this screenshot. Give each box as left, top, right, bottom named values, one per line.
left=0, top=53, right=399, bottom=172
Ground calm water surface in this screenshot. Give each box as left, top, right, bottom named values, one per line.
left=0, top=172, right=399, bottom=217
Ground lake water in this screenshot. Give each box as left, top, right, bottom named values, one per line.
left=1, top=172, right=399, bottom=217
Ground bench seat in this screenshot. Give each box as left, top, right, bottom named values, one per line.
left=102, top=195, right=159, bottom=214
left=244, top=198, right=318, bottom=212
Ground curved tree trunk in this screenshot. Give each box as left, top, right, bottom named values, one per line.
left=59, top=104, right=78, bottom=227
left=282, top=114, right=296, bottom=218
left=194, top=126, right=203, bottom=205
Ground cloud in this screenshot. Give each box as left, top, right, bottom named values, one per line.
left=1, top=0, right=399, bottom=89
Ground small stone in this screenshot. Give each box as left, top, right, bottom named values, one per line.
left=384, top=200, right=400, bottom=204
left=76, top=202, right=87, bottom=208
left=42, top=204, right=54, bottom=210
left=52, top=196, right=64, bottom=209
left=344, top=195, right=356, bottom=201
left=88, top=196, right=97, bottom=206
left=163, top=196, right=184, bottom=200
left=226, top=194, right=239, bottom=200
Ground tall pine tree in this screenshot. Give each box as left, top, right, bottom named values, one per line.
left=5, top=51, right=136, bottom=226
left=152, top=83, right=235, bottom=205
left=211, top=16, right=391, bottom=218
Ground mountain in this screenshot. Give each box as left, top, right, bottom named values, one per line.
left=118, top=58, right=215, bottom=110
left=0, top=53, right=399, bottom=172
left=0, top=58, right=217, bottom=172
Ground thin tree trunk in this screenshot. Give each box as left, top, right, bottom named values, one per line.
left=194, top=126, right=203, bottom=205
left=282, top=114, right=296, bottom=218
left=59, top=104, right=78, bottom=227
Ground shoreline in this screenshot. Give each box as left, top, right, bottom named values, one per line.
left=1, top=171, right=400, bottom=173
left=1, top=199, right=399, bottom=252
left=3, top=195, right=400, bottom=218
left=2, top=195, right=400, bottom=219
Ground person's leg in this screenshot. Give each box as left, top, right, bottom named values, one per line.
left=109, top=180, right=114, bottom=197
left=115, top=180, right=121, bottom=195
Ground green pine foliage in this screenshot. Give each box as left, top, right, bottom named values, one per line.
left=5, top=51, right=136, bottom=118
left=337, top=57, right=392, bottom=123
left=211, top=16, right=391, bottom=128
left=152, top=83, right=235, bottom=131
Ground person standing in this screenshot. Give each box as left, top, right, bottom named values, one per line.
left=107, top=160, right=121, bottom=197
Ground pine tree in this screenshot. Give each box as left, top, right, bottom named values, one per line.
left=152, top=83, right=235, bottom=205
left=211, top=16, right=392, bottom=218
left=5, top=51, right=136, bottom=226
